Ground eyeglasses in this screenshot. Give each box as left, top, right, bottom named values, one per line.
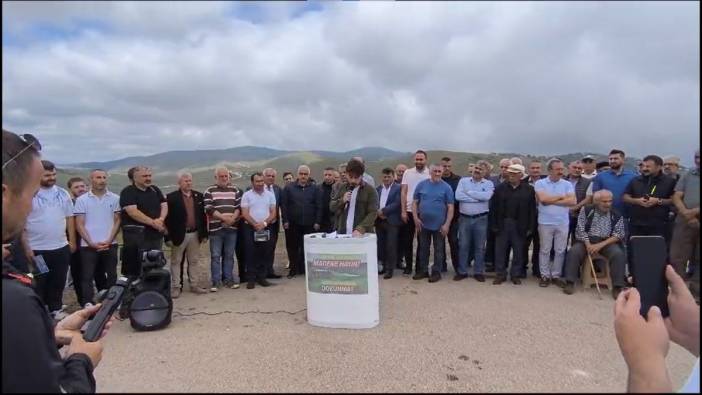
left=2, top=133, right=42, bottom=170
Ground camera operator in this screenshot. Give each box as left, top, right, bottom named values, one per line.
left=2, top=129, right=112, bottom=392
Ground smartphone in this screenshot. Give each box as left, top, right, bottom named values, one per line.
left=630, top=235, right=669, bottom=318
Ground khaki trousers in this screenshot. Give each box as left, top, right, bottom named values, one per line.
left=170, top=232, right=209, bottom=290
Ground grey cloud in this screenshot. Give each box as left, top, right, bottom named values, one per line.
left=2, top=1, right=699, bottom=165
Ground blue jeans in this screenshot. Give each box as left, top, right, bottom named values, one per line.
left=209, top=228, right=239, bottom=286
left=457, top=214, right=488, bottom=275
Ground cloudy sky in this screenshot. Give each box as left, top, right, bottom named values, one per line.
left=2, top=1, right=699, bottom=164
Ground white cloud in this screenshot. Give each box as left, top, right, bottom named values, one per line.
left=2, top=1, right=699, bottom=164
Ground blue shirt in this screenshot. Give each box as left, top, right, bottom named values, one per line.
left=592, top=168, right=637, bottom=216
left=455, top=177, right=494, bottom=215
left=413, top=179, right=455, bottom=231
left=534, top=177, right=574, bottom=225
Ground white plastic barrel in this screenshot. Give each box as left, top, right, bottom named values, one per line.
left=304, top=233, right=379, bottom=329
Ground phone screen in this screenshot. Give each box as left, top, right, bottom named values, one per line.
left=630, top=236, right=669, bottom=317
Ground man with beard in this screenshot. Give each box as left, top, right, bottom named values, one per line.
left=400, top=150, right=431, bottom=276
left=591, top=149, right=638, bottom=219
left=119, top=166, right=167, bottom=279
left=74, top=169, right=121, bottom=305
left=24, top=160, right=76, bottom=320
left=332, top=159, right=378, bottom=236
left=3, top=130, right=109, bottom=393
left=318, top=167, right=336, bottom=233
left=440, top=156, right=461, bottom=274
left=623, top=155, right=677, bottom=273
left=66, top=177, right=87, bottom=306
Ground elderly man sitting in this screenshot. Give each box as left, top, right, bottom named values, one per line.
left=563, top=189, right=627, bottom=299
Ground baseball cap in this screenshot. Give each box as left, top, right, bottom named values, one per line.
left=581, top=155, right=595, bottom=162
left=506, top=164, right=525, bottom=174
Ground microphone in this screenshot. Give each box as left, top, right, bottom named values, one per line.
left=343, top=184, right=353, bottom=210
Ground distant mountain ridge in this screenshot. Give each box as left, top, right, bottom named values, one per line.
left=71, top=146, right=407, bottom=171
left=58, top=146, right=646, bottom=196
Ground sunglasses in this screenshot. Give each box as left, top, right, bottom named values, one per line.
left=2, top=133, right=42, bottom=170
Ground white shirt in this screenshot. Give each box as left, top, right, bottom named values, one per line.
left=74, top=190, right=121, bottom=247
left=401, top=167, right=430, bottom=212
left=241, top=189, right=276, bottom=223
left=25, top=185, right=74, bottom=251
left=379, top=183, right=393, bottom=209
left=345, top=186, right=360, bottom=234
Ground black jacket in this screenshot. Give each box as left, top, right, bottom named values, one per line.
left=624, top=172, right=677, bottom=227
left=2, top=261, right=96, bottom=393
left=267, top=184, right=282, bottom=232
left=488, top=182, right=537, bottom=236
left=281, top=181, right=322, bottom=226
left=165, top=189, right=208, bottom=246
left=318, top=182, right=335, bottom=227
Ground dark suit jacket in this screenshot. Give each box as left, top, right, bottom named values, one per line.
left=376, top=183, right=402, bottom=226
left=165, top=189, right=208, bottom=246
left=267, top=184, right=282, bottom=232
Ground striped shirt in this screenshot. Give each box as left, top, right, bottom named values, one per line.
left=575, top=207, right=626, bottom=244
left=204, top=184, right=242, bottom=233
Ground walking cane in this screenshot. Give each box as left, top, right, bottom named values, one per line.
left=587, top=253, right=602, bottom=299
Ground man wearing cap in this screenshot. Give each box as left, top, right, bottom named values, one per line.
left=581, top=155, right=598, bottom=179
left=488, top=164, right=537, bottom=285
left=534, top=158, right=576, bottom=287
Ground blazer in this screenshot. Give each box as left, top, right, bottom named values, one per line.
left=376, top=183, right=403, bottom=226
left=165, top=189, right=208, bottom=246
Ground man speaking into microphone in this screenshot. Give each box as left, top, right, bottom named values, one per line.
left=331, top=159, right=379, bottom=236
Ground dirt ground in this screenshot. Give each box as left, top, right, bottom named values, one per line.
left=60, top=236, right=697, bottom=393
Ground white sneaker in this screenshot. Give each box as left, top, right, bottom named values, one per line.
left=210, top=287, right=218, bottom=292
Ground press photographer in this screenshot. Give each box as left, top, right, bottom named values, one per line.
left=2, top=129, right=112, bottom=393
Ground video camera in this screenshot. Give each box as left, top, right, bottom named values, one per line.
left=141, top=249, right=167, bottom=273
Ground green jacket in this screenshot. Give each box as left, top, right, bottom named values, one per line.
left=330, top=181, right=378, bottom=234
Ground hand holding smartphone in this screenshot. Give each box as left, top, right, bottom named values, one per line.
left=630, top=236, right=669, bottom=318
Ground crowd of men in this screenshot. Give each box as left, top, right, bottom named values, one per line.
left=5, top=145, right=700, bottom=322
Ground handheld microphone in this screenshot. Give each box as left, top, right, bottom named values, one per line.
left=343, top=184, right=354, bottom=210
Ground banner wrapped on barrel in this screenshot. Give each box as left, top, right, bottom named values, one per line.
left=306, top=253, right=368, bottom=295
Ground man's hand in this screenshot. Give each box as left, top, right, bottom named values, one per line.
left=55, top=304, right=114, bottom=345
left=2, top=243, right=10, bottom=260
left=614, top=288, right=670, bottom=364
left=313, top=223, right=320, bottom=231
left=66, top=334, right=104, bottom=369
left=377, top=210, right=386, bottom=220
left=342, top=191, right=352, bottom=204
left=414, top=217, right=423, bottom=233
left=401, top=211, right=408, bottom=224
left=663, top=265, right=700, bottom=357
left=254, top=222, right=265, bottom=231
left=440, top=223, right=450, bottom=237
left=69, top=241, right=77, bottom=254
left=681, top=208, right=697, bottom=221
left=614, top=288, right=672, bottom=392
left=352, top=230, right=363, bottom=237
left=587, top=242, right=602, bottom=256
